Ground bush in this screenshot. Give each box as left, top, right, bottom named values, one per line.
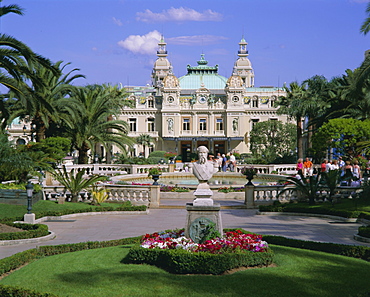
left=126, top=246, right=274, bottom=275
left=148, top=151, right=166, bottom=158
left=358, top=226, right=370, bottom=238
left=262, top=234, right=370, bottom=261
left=0, top=284, right=58, bottom=297
left=258, top=204, right=362, bottom=218
left=0, top=223, right=49, bottom=240
left=147, top=157, right=164, bottom=164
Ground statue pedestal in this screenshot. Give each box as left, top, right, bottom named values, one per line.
left=185, top=203, right=223, bottom=243
left=193, top=183, right=213, bottom=206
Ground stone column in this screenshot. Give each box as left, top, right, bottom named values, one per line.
left=149, top=185, right=160, bottom=208
left=244, top=185, right=255, bottom=208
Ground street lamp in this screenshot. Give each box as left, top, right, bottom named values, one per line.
left=26, top=181, right=34, bottom=214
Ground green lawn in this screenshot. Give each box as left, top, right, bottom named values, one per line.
left=1, top=245, right=369, bottom=297
left=0, top=200, right=128, bottom=221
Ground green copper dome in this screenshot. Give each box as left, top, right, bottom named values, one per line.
left=178, top=54, right=228, bottom=89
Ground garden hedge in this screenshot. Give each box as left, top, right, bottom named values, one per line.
left=258, top=204, right=368, bottom=219
left=262, top=234, right=370, bottom=261
left=0, top=205, right=147, bottom=224
left=126, top=246, right=275, bottom=275
left=0, top=284, right=58, bottom=297
left=0, top=223, right=49, bottom=241
left=358, top=226, right=370, bottom=238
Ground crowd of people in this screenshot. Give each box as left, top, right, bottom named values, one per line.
left=296, top=156, right=370, bottom=186
left=209, top=152, right=237, bottom=172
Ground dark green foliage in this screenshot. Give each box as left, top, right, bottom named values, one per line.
left=259, top=203, right=363, bottom=218
left=126, top=246, right=274, bottom=275
left=250, top=120, right=297, bottom=163
left=262, top=235, right=370, bottom=261
left=148, top=151, right=166, bottom=158
left=18, top=137, right=71, bottom=164
left=147, top=156, right=164, bottom=164
left=0, top=203, right=147, bottom=224
left=358, top=226, right=370, bottom=238
left=0, top=284, right=58, bottom=297
left=0, top=223, right=48, bottom=240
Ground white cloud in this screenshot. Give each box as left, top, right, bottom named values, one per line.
left=136, top=7, right=222, bottom=22
left=167, top=35, right=227, bottom=46
left=117, top=30, right=161, bottom=55
left=112, top=17, right=123, bottom=26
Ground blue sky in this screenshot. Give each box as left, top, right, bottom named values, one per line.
left=1, top=0, right=369, bottom=88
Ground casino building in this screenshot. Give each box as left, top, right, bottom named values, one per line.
left=120, top=37, right=288, bottom=162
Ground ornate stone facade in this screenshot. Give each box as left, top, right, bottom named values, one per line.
left=119, top=37, right=288, bottom=161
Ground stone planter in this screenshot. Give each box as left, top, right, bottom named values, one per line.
left=0, top=189, right=42, bottom=205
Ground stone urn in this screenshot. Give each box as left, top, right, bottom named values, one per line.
left=151, top=174, right=161, bottom=185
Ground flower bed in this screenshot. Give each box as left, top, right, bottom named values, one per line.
left=127, top=229, right=274, bottom=274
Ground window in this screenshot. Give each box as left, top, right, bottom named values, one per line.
left=148, top=97, right=154, bottom=108
left=216, top=118, right=224, bottom=131
left=270, top=95, right=277, bottom=108
left=252, top=96, right=259, bottom=108
left=251, top=119, right=259, bottom=129
left=199, top=118, right=207, bottom=131
left=129, top=118, right=137, bottom=132
left=147, top=118, right=155, bottom=132
left=183, top=118, right=190, bottom=131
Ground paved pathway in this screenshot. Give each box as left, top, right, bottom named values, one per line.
left=1, top=199, right=369, bottom=259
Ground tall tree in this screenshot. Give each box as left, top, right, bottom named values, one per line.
left=249, top=120, right=296, bottom=163
left=11, top=61, right=84, bottom=141
left=61, top=85, right=134, bottom=164
left=0, top=1, right=55, bottom=129
left=277, top=82, right=307, bottom=159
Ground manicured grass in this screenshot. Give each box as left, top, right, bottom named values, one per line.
left=0, top=200, right=126, bottom=220
left=1, top=245, right=370, bottom=297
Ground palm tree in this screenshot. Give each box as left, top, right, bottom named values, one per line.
left=321, top=169, right=341, bottom=203
left=61, top=85, right=134, bottom=164
left=0, top=1, right=55, bottom=129
left=278, top=174, right=322, bottom=205
left=136, top=134, right=153, bottom=158
left=50, top=166, right=108, bottom=202
left=277, top=82, right=307, bottom=159
left=302, top=75, right=331, bottom=151
left=10, top=61, right=85, bottom=141
left=360, top=2, right=370, bottom=35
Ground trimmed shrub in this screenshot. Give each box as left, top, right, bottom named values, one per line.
left=0, top=284, right=58, bottom=297
left=262, top=235, right=370, bottom=261
left=358, top=226, right=370, bottom=238
left=259, top=204, right=362, bottom=218
left=126, top=246, right=274, bottom=275
left=0, top=223, right=49, bottom=240
left=148, top=151, right=166, bottom=158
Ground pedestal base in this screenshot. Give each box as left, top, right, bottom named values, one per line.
left=185, top=203, right=223, bottom=243
left=24, top=213, right=35, bottom=224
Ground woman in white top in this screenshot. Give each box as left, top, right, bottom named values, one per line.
left=352, top=160, right=361, bottom=179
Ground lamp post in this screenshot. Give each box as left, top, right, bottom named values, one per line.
left=26, top=181, right=34, bottom=214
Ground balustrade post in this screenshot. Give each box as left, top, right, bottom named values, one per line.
left=149, top=185, right=160, bottom=208
left=244, top=185, right=255, bottom=209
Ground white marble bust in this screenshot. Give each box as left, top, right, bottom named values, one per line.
left=190, top=146, right=218, bottom=183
